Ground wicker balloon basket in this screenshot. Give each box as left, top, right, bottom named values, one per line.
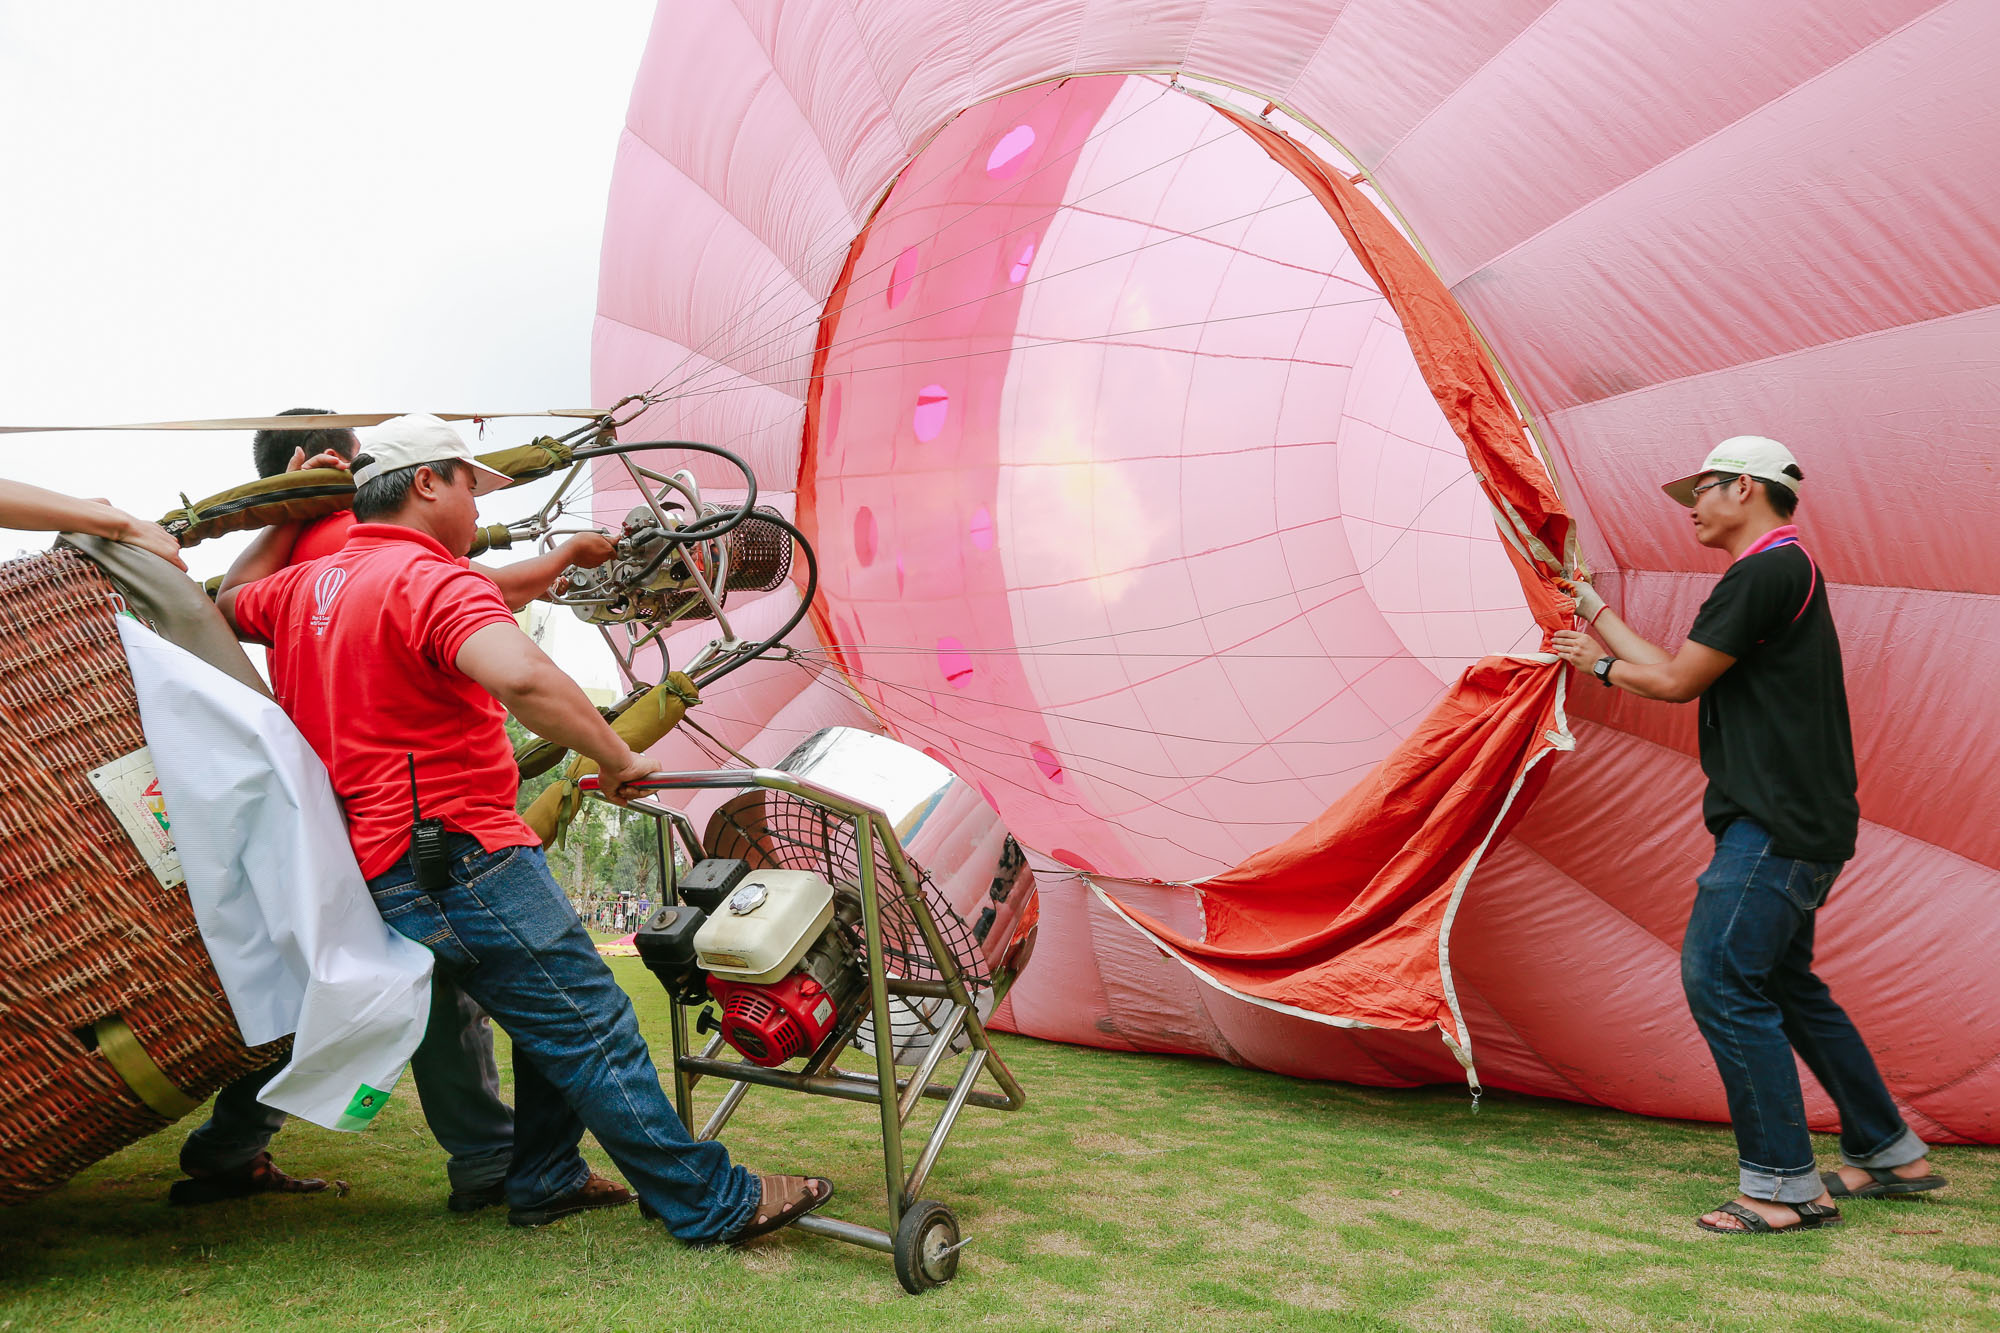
left=0, top=549, right=283, bottom=1205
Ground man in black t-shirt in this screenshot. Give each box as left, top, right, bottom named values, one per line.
left=1552, top=436, right=1946, bottom=1235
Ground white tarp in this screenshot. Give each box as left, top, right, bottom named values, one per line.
left=117, top=617, right=432, bottom=1131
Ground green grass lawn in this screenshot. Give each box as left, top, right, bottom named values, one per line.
left=3, top=957, right=1993, bottom=1332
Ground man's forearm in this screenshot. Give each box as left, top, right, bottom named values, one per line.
left=496, top=663, right=631, bottom=769
left=1603, top=658, right=1691, bottom=701
left=0, top=480, right=136, bottom=539
left=220, top=522, right=305, bottom=593
left=479, top=550, right=569, bottom=613
left=1588, top=607, right=1670, bottom=665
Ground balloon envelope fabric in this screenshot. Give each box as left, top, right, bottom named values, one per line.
left=593, top=2, right=2000, bottom=1145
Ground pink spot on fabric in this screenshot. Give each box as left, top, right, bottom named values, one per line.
left=1051, top=848, right=1097, bottom=874
left=853, top=506, right=877, bottom=566
left=1031, top=744, right=1064, bottom=783
left=1008, top=239, right=1036, bottom=283
left=895, top=554, right=906, bottom=594
left=888, top=246, right=920, bottom=309
left=969, top=507, right=994, bottom=550
left=913, top=385, right=949, bottom=442
left=986, top=125, right=1036, bottom=178
left=936, top=637, right=975, bottom=689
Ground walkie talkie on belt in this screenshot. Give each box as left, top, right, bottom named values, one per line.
left=408, top=752, right=451, bottom=892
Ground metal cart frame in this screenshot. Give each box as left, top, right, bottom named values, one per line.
left=583, top=768, right=1027, bottom=1292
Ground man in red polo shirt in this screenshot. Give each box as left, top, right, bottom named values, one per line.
left=217, top=415, right=827, bottom=1242
left=173, top=409, right=618, bottom=1209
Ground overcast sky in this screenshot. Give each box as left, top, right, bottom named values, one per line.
left=0, top=3, right=658, bottom=686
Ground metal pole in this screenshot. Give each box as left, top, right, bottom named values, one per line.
left=905, top=1049, right=987, bottom=1201
left=659, top=816, right=694, bottom=1129
left=791, top=1213, right=894, bottom=1254
left=897, top=1002, right=969, bottom=1125
left=699, top=1077, right=752, bottom=1142
left=675, top=1056, right=1016, bottom=1112
left=679, top=1030, right=728, bottom=1099
left=854, top=813, right=907, bottom=1224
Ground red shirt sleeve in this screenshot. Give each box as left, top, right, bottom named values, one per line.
left=411, top=565, right=519, bottom=673
left=232, top=565, right=308, bottom=646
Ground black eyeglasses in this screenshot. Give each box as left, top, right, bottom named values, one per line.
left=1690, top=475, right=1742, bottom=500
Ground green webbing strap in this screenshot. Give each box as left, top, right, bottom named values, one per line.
left=95, top=1016, right=202, bottom=1121
left=158, top=436, right=578, bottom=548
left=159, top=470, right=357, bottom=545
left=470, top=437, right=574, bottom=485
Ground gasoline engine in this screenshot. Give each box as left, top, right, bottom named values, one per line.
left=635, top=857, right=870, bottom=1067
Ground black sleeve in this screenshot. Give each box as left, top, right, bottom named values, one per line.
left=1687, top=549, right=1809, bottom=658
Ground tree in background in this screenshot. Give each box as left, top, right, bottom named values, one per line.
left=509, top=718, right=679, bottom=931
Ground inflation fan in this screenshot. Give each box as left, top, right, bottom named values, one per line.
left=577, top=760, right=1033, bottom=1294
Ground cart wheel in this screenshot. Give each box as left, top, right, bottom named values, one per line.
left=893, top=1199, right=961, bottom=1294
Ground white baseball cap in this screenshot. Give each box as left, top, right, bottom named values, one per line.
left=351, top=414, right=512, bottom=496
left=1661, top=435, right=1804, bottom=508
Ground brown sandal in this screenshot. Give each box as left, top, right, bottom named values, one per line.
left=729, top=1173, right=833, bottom=1244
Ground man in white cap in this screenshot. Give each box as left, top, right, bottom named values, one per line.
left=175, top=410, right=620, bottom=1210
left=1552, top=436, right=1945, bottom=1235
left=217, top=415, right=829, bottom=1243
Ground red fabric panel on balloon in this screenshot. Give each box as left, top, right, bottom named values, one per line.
left=1109, top=112, right=1576, bottom=1075
left=1112, top=658, right=1569, bottom=1066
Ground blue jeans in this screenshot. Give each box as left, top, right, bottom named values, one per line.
left=181, top=974, right=515, bottom=1194
left=1681, top=818, right=1926, bottom=1203
left=366, top=835, right=758, bottom=1242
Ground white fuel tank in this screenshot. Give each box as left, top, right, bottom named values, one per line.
left=693, top=869, right=835, bottom=984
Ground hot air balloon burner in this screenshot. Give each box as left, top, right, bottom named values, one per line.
left=576, top=768, right=1028, bottom=1294
left=554, top=463, right=793, bottom=629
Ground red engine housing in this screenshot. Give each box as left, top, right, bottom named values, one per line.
left=707, top=970, right=841, bottom=1067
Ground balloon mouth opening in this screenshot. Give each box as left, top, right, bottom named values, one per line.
left=796, top=72, right=1538, bottom=881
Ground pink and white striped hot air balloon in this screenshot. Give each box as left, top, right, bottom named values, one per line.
left=591, top=1, right=2000, bottom=1145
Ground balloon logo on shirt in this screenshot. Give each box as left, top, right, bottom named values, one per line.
left=310, top=566, right=349, bottom=636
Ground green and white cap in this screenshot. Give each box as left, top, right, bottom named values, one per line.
left=1662, top=435, right=1804, bottom=508
left=352, top=413, right=512, bottom=496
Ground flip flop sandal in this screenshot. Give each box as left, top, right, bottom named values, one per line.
left=729, top=1174, right=833, bottom=1245
left=168, top=1152, right=329, bottom=1207
left=1697, top=1199, right=1842, bottom=1235
left=1821, top=1166, right=1949, bottom=1199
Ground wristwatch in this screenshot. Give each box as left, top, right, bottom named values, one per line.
left=1592, top=655, right=1618, bottom=688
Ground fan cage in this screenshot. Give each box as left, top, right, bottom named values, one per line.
left=705, top=791, right=991, bottom=1004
